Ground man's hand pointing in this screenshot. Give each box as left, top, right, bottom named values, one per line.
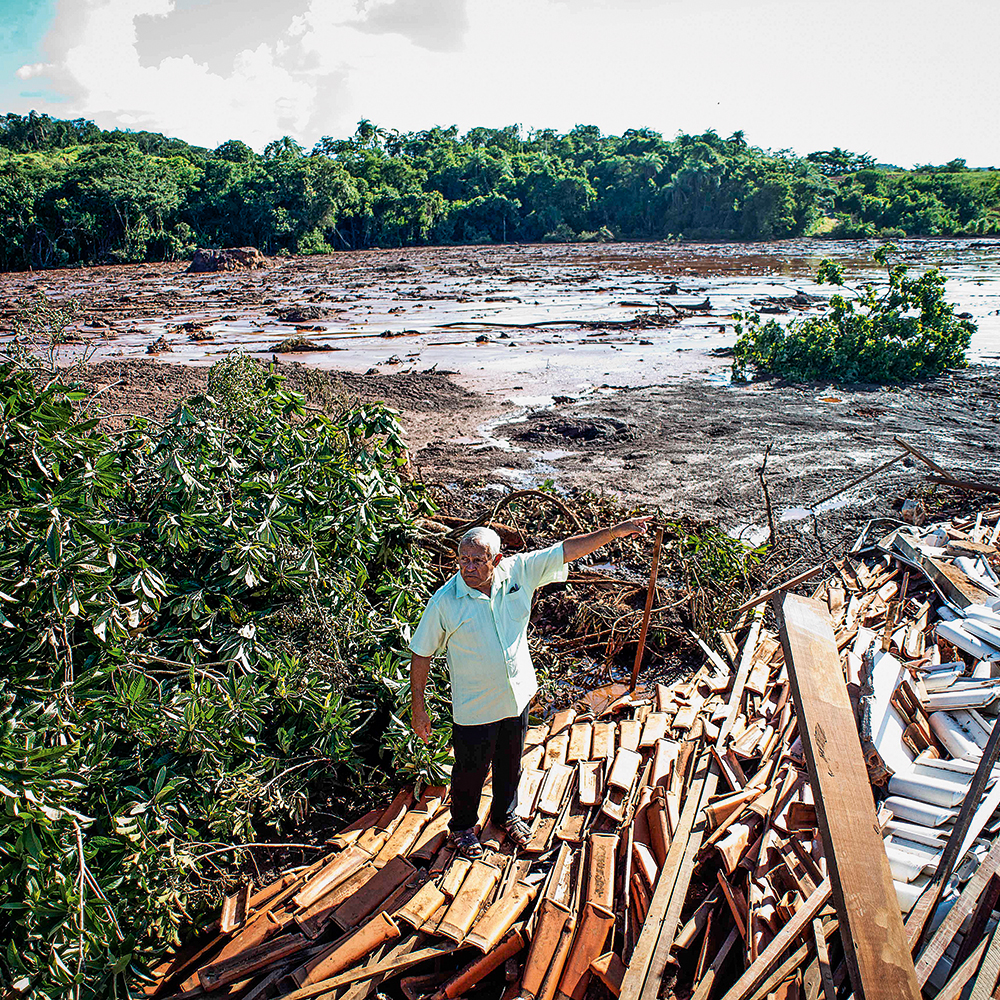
left=609, top=516, right=654, bottom=539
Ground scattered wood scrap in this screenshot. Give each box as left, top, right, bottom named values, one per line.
left=146, top=506, right=1000, bottom=1000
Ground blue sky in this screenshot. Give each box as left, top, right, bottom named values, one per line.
left=1, top=0, right=998, bottom=167
left=0, top=0, right=58, bottom=102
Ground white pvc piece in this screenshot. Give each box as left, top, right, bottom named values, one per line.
left=929, top=711, right=983, bottom=760
left=894, top=875, right=930, bottom=914
left=920, top=658, right=966, bottom=673
left=964, top=604, right=1000, bottom=628
left=936, top=620, right=1000, bottom=662
left=869, top=650, right=915, bottom=776
left=963, top=618, right=1000, bottom=652
left=973, top=659, right=995, bottom=680
left=914, top=755, right=1000, bottom=785
left=885, top=837, right=943, bottom=882
left=922, top=669, right=963, bottom=691
left=936, top=604, right=959, bottom=622
left=884, top=819, right=950, bottom=848
left=923, top=687, right=1000, bottom=710
left=963, top=708, right=994, bottom=746
left=956, top=556, right=1000, bottom=596
left=886, top=848, right=935, bottom=883
left=883, top=794, right=959, bottom=827
left=853, top=626, right=878, bottom=658
left=888, top=772, right=970, bottom=808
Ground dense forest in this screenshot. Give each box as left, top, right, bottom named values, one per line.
left=1, top=111, right=999, bottom=271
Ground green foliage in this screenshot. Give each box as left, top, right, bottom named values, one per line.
left=0, top=351, right=435, bottom=997
left=732, top=246, right=976, bottom=384
left=2, top=111, right=998, bottom=269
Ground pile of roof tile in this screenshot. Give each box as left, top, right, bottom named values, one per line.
left=146, top=505, right=1000, bottom=1000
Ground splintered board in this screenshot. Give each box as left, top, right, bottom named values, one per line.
left=774, top=592, right=919, bottom=1000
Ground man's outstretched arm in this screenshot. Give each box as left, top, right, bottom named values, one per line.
left=562, top=516, right=653, bottom=563
left=410, top=653, right=433, bottom=744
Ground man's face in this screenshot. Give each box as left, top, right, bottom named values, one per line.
left=458, top=540, right=501, bottom=592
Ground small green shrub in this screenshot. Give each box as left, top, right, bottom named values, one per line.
left=732, top=245, right=975, bottom=383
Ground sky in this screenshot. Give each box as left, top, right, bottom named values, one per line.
left=1, top=0, right=998, bottom=166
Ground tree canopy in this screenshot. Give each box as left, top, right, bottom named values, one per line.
left=1, top=112, right=999, bottom=271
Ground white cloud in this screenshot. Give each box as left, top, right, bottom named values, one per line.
left=12, top=0, right=1000, bottom=164
left=15, top=62, right=49, bottom=80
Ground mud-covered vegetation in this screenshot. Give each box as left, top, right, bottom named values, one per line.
left=732, top=246, right=976, bottom=383
left=2, top=111, right=999, bottom=271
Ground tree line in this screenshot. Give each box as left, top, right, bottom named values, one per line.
left=1, top=111, right=998, bottom=271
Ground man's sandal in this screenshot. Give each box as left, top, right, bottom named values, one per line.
left=501, top=816, right=532, bottom=849
left=448, top=827, right=484, bottom=859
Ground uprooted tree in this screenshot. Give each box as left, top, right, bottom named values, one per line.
left=731, top=245, right=976, bottom=384
left=0, top=351, right=448, bottom=997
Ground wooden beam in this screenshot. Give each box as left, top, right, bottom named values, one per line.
left=810, top=450, right=909, bottom=509
left=891, top=531, right=992, bottom=610
left=640, top=762, right=720, bottom=1000
left=630, top=527, right=664, bottom=691
left=927, top=474, right=1000, bottom=495
left=730, top=564, right=828, bottom=618
left=744, top=918, right=840, bottom=1000
left=908, top=716, right=1000, bottom=951
left=913, top=837, right=1000, bottom=988
left=716, top=606, right=764, bottom=750
left=689, top=926, right=739, bottom=1000
left=892, top=435, right=952, bottom=477
left=969, top=918, right=1000, bottom=1000
left=718, top=877, right=831, bottom=1000
left=773, top=593, right=920, bottom=1000
left=619, top=750, right=713, bottom=1000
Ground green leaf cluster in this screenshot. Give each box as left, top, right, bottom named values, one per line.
left=731, top=247, right=976, bottom=384
left=0, top=351, right=436, bottom=996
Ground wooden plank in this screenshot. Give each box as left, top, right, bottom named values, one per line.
left=630, top=526, right=664, bottom=690
left=812, top=918, right=837, bottom=1000
left=716, top=606, right=764, bottom=749
left=927, top=474, right=1000, bottom=494
left=199, top=933, right=308, bottom=990
left=891, top=531, right=992, bottom=610
left=743, top=918, right=841, bottom=1000
left=774, top=592, right=919, bottom=1000
left=639, top=765, right=720, bottom=1000
left=913, top=837, right=1000, bottom=987
left=969, top=917, right=1000, bottom=1000
left=717, top=878, right=831, bottom=1000
left=934, top=937, right=990, bottom=1000
left=730, top=564, right=828, bottom=618
left=282, top=941, right=461, bottom=999
left=893, top=435, right=952, bottom=477
left=689, top=927, right=739, bottom=1000
left=619, top=750, right=713, bottom=1000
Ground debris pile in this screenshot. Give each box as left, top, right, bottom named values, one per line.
left=146, top=505, right=1000, bottom=1000
left=187, top=247, right=269, bottom=273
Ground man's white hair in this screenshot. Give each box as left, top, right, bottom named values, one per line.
left=459, top=526, right=502, bottom=556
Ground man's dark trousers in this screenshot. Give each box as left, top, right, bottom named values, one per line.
left=449, top=707, right=529, bottom=832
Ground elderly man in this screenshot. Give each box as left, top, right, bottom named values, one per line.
left=409, top=517, right=650, bottom=858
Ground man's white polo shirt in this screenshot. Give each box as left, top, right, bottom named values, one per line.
left=409, top=542, right=569, bottom=726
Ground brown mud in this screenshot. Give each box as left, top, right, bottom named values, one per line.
left=6, top=240, right=1000, bottom=566
left=69, top=358, right=1000, bottom=574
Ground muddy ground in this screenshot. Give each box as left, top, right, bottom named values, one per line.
left=69, top=357, right=1000, bottom=572
left=6, top=240, right=1000, bottom=569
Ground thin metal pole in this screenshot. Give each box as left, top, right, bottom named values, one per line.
left=630, top=527, right=664, bottom=692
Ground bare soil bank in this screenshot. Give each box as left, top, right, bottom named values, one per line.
left=71, top=359, right=1000, bottom=565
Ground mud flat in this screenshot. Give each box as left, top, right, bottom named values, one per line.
left=6, top=239, right=1000, bottom=558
